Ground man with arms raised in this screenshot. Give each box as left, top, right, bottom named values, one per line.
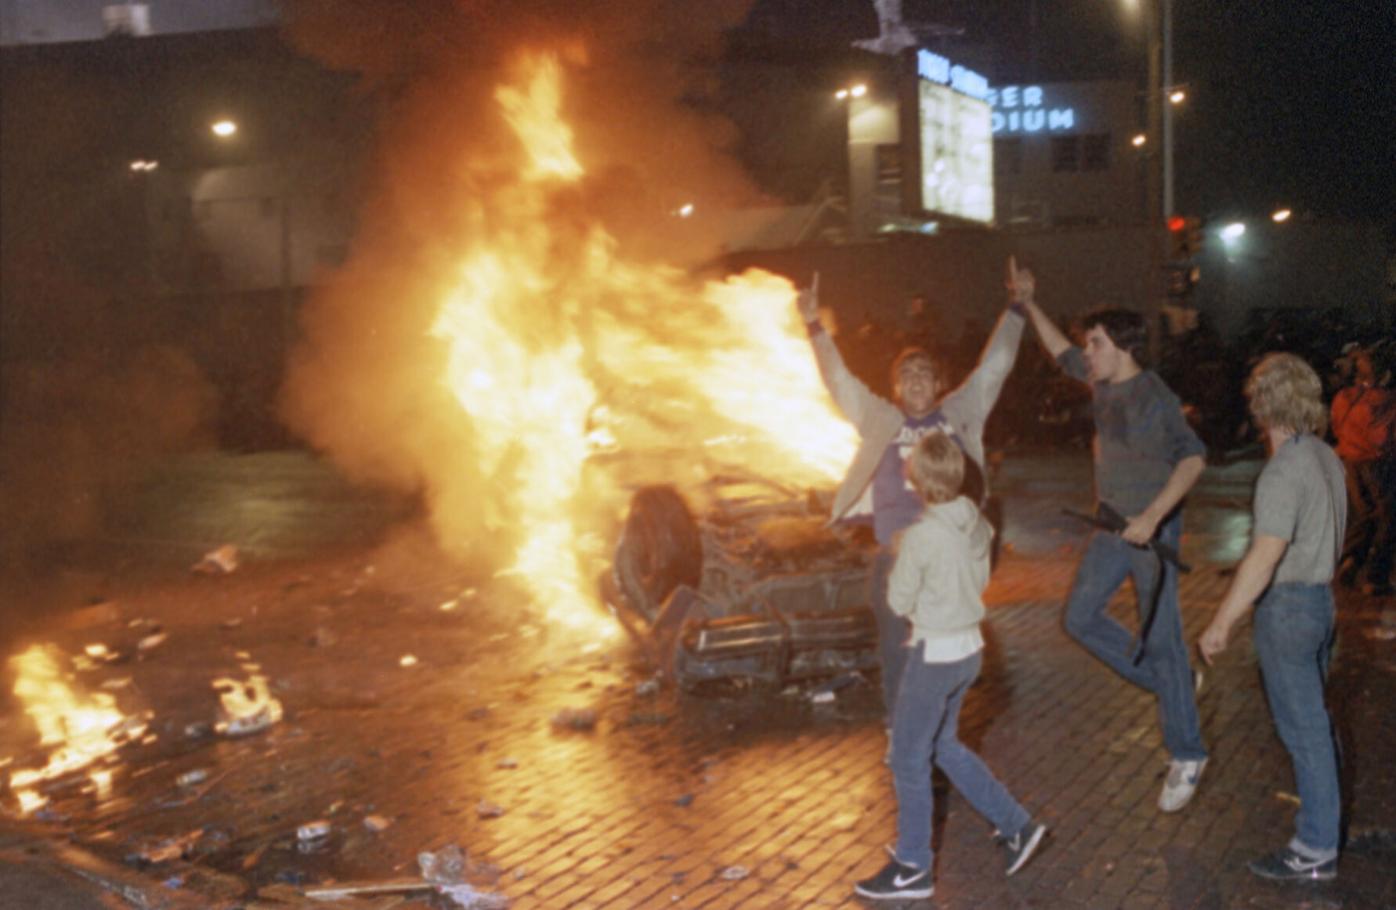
left=797, top=263, right=1030, bottom=723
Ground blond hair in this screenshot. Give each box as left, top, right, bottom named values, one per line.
left=1246, top=352, right=1327, bottom=435
left=906, top=432, right=964, bottom=504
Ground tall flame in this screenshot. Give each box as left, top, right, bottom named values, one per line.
left=324, top=51, right=859, bottom=636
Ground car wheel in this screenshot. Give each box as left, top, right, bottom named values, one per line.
left=612, top=486, right=703, bottom=623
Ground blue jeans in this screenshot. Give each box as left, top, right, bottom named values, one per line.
left=870, top=548, right=910, bottom=719
left=1063, top=516, right=1206, bottom=761
left=891, top=646, right=1029, bottom=870
left=1253, top=583, right=1340, bottom=858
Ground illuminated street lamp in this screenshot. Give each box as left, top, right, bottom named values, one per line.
left=834, top=83, right=867, bottom=101
left=1131, top=133, right=1148, bottom=148
left=1169, top=89, right=1186, bottom=104
left=128, top=159, right=159, bottom=172
left=1220, top=221, right=1246, bottom=244
left=210, top=119, right=238, bottom=138
left=1271, top=208, right=1292, bottom=223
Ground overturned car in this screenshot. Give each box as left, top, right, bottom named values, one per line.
left=600, top=474, right=879, bottom=691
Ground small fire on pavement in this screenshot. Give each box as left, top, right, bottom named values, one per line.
left=5, top=644, right=148, bottom=813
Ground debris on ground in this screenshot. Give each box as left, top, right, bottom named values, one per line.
left=419, top=845, right=468, bottom=883
left=550, top=707, right=597, bottom=731
left=297, top=820, right=332, bottom=841
left=626, top=711, right=670, bottom=726
left=363, top=814, right=391, bottom=832
left=176, top=769, right=209, bottom=788
left=193, top=544, right=240, bottom=574
left=399, top=654, right=419, bottom=667
left=674, top=794, right=694, bottom=808
left=635, top=677, right=661, bottom=697
left=1365, top=627, right=1396, bottom=641
left=212, top=673, right=284, bottom=736
left=476, top=800, right=505, bottom=819
left=437, top=882, right=510, bottom=909
left=719, top=865, right=749, bottom=881
left=495, top=757, right=518, bottom=769
left=129, top=829, right=204, bottom=865
left=137, top=630, right=168, bottom=652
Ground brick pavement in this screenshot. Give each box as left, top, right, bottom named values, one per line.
left=421, top=549, right=1396, bottom=910
left=3, top=454, right=1395, bottom=909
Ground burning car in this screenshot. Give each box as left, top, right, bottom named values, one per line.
left=600, top=475, right=879, bottom=691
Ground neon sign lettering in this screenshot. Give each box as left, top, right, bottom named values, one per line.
left=986, top=85, right=1077, bottom=134
left=917, top=49, right=989, bottom=101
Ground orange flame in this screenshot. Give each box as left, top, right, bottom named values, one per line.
left=7, top=645, right=146, bottom=812
left=422, top=51, right=857, bottom=635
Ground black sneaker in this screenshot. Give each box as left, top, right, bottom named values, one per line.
left=1248, top=847, right=1336, bottom=881
left=853, top=858, right=933, bottom=900
left=1002, top=821, right=1047, bottom=876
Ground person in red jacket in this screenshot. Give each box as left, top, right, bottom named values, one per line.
left=1331, top=346, right=1394, bottom=596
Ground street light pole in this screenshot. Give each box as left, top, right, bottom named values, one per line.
left=1162, top=0, right=1174, bottom=218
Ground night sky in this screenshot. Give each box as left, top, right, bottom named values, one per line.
left=744, top=0, right=1396, bottom=228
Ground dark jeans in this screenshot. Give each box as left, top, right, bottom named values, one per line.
left=890, top=647, right=1029, bottom=870
left=871, top=548, right=910, bottom=720
left=1341, top=458, right=1395, bottom=587
left=1253, top=583, right=1340, bottom=858
left=1062, top=515, right=1206, bottom=761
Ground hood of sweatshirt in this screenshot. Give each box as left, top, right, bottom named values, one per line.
left=934, top=496, right=993, bottom=560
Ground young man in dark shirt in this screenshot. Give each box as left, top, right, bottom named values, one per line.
left=1021, top=300, right=1209, bottom=813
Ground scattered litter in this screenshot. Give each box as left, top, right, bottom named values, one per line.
left=84, top=643, right=112, bottom=659
left=719, top=865, right=749, bottom=881
left=131, top=830, right=203, bottom=865
left=674, top=794, right=694, bottom=808
left=184, top=722, right=212, bottom=739
left=810, top=672, right=866, bottom=699
left=137, top=631, right=168, bottom=652
left=212, top=674, right=284, bottom=736
left=437, top=882, right=510, bottom=909
left=176, top=769, right=209, bottom=788
left=551, top=707, right=597, bottom=731
left=476, top=800, right=505, bottom=819
left=440, top=599, right=459, bottom=612
left=297, top=820, right=332, bottom=841
left=496, top=757, right=518, bottom=769
left=1275, top=791, right=1301, bottom=805
left=635, top=678, right=661, bottom=697
left=809, top=691, right=836, bottom=705
left=304, top=878, right=431, bottom=900
left=400, top=654, right=419, bottom=668
left=99, top=677, right=133, bottom=690
left=1365, top=627, right=1396, bottom=641
left=193, top=544, right=240, bottom=574
left=419, top=845, right=468, bottom=884
left=221, top=618, right=243, bottom=630
left=363, top=814, right=391, bottom=833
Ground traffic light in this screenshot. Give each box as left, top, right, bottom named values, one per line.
left=1168, top=215, right=1204, bottom=260
left=1165, top=216, right=1203, bottom=299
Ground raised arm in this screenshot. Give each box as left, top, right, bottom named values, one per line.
left=798, top=273, right=885, bottom=426
left=1010, top=256, right=1070, bottom=361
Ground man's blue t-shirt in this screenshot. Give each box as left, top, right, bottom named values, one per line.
left=871, top=410, right=955, bottom=545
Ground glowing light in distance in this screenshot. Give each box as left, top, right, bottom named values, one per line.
left=676, top=203, right=695, bottom=218
left=1131, top=133, right=1147, bottom=147
left=128, top=160, right=158, bottom=172
left=1220, top=222, right=1246, bottom=242
left=210, top=120, right=237, bottom=138
left=1169, top=90, right=1186, bottom=104
left=850, top=84, right=868, bottom=98
left=1271, top=208, right=1292, bottom=223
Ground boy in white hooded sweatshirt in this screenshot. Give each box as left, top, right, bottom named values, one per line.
left=855, top=432, right=1047, bottom=901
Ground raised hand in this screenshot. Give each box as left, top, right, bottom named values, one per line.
left=1006, top=255, right=1035, bottom=307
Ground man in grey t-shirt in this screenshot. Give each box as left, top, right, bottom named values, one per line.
left=1200, top=353, right=1347, bottom=883
left=1021, top=301, right=1209, bottom=814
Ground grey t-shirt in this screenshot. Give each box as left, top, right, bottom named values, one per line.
left=1253, top=434, right=1347, bottom=584
left=1059, top=348, right=1207, bottom=516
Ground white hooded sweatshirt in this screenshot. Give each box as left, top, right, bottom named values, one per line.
left=886, top=495, right=993, bottom=662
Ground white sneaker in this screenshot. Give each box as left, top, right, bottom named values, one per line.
left=1158, top=757, right=1207, bottom=812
